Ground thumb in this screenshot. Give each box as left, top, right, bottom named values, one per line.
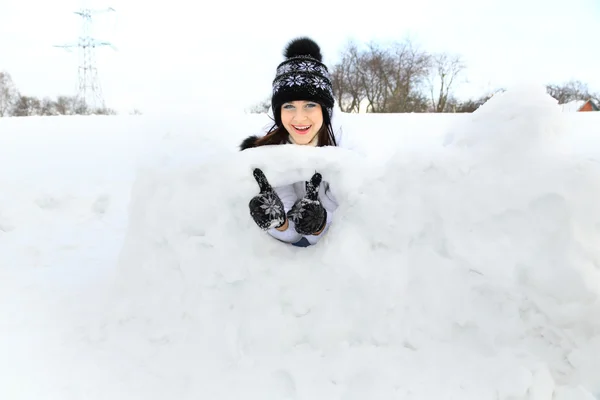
left=305, top=172, right=322, bottom=200
left=253, top=168, right=272, bottom=193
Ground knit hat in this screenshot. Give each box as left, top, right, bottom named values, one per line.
left=271, top=37, right=335, bottom=127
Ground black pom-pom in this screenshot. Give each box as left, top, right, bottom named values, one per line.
left=284, top=37, right=322, bottom=61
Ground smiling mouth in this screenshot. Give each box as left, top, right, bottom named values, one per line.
left=292, top=125, right=311, bottom=134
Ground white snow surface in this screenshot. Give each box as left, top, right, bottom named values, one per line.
left=2, top=84, right=600, bottom=399
left=560, top=100, right=586, bottom=113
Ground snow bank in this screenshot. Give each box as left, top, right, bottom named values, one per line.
left=2, top=85, right=600, bottom=399
left=109, top=85, right=600, bottom=398
left=0, top=115, right=146, bottom=269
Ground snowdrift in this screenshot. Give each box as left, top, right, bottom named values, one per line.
left=113, top=85, right=600, bottom=399
left=2, top=85, right=600, bottom=399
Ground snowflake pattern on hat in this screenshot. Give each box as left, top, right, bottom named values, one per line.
left=285, top=75, right=305, bottom=86
left=277, top=60, right=330, bottom=81
left=297, top=61, right=318, bottom=72
left=312, top=77, right=328, bottom=91
left=272, top=79, right=283, bottom=93
left=272, top=62, right=334, bottom=103
left=277, top=63, right=293, bottom=75
left=272, top=74, right=333, bottom=97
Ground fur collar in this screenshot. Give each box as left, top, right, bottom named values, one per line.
left=238, top=133, right=319, bottom=151
left=239, top=135, right=260, bottom=151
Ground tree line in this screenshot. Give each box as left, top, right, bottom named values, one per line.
left=250, top=38, right=600, bottom=114
left=0, top=71, right=117, bottom=117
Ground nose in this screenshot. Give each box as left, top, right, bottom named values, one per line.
left=292, top=107, right=308, bottom=122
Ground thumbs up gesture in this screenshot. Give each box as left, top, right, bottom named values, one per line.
left=248, top=168, right=287, bottom=230
left=287, top=172, right=327, bottom=236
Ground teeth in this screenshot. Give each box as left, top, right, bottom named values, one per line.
left=294, top=125, right=310, bottom=130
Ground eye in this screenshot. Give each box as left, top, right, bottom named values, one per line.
left=282, top=104, right=295, bottom=110
left=305, top=102, right=317, bottom=109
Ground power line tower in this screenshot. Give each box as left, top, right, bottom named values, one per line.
left=55, top=6, right=116, bottom=112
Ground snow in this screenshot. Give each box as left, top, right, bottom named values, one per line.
left=561, top=100, right=586, bottom=112
left=2, top=84, right=600, bottom=399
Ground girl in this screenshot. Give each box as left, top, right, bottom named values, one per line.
left=240, top=36, right=341, bottom=247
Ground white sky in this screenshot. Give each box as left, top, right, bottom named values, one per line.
left=1, top=0, right=599, bottom=114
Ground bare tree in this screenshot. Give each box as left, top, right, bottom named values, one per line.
left=54, top=96, right=75, bottom=115
left=349, top=41, right=389, bottom=113
left=73, top=98, right=89, bottom=115
left=383, top=39, right=431, bottom=112
left=52, top=95, right=88, bottom=115
left=449, top=88, right=504, bottom=113
left=91, top=107, right=117, bottom=115
left=248, top=96, right=271, bottom=114
left=331, top=40, right=365, bottom=113
left=591, top=92, right=600, bottom=107
left=12, top=95, right=41, bottom=116
left=331, top=38, right=433, bottom=113
left=9, top=94, right=116, bottom=116
left=427, top=53, right=465, bottom=113
left=546, top=80, right=592, bottom=104
left=0, top=71, right=18, bottom=117
left=40, top=97, right=58, bottom=116
left=0, top=71, right=119, bottom=117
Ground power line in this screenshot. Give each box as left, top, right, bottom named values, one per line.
left=55, top=6, right=116, bottom=112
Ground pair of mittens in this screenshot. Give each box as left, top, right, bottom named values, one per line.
left=248, top=168, right=326, bottom=235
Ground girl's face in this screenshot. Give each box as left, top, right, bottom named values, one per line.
left=280, top=100, right=323, bottom=145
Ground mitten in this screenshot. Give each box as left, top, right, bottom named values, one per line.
left=248, top=168, right=287, bottom=230
left=287, top=172, right=327, bottom=235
